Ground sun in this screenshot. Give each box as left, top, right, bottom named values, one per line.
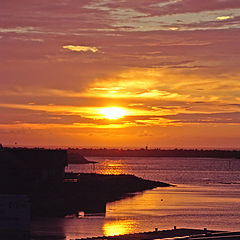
left=100, top=107, right=128, bottom=120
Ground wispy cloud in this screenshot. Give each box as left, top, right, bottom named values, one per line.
left=162, top=112, right=240, bottom=124
left=216, top=16, right=234, bottom=20
left=63, top=45, right=98, bottom=52
left=0, top=26, right=37, bottom=34
left=1, top=0, right=240, bottom=147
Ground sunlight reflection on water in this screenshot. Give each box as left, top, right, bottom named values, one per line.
left=33, top=183, right=240, bottom=240
left=99, top=159, right=128, bottom=175
left=33, top=157, right=240, bottom=239
left=103, top=219, right=137, bottom=236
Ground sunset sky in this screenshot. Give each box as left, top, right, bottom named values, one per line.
left=1, top=0, right=240, bottom=148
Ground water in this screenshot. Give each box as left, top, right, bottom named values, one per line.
left=31, top=157, right=240, bottom=239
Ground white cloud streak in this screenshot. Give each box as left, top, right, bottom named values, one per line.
left=63, top=45, right=98, bottom=52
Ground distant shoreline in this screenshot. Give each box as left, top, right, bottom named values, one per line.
left=67, top=148, right=240, bottom=159
left=67, top=150, right=98, bottom=164
left=4, top=146, right=240, bottom=160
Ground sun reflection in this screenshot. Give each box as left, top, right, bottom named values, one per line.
left=103, top=220, right=137, bottom=236
left=100, top=159, right=127, bottom=175
left=99, top=107, right=128, bottom=120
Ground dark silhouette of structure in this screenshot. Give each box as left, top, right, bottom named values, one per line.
left=0, top=147, right=169, bottom=218
left=0, top=148, right=67, bottom=239
left=0, top=148, right=68, bottom=194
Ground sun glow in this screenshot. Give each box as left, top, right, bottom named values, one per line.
left=100, top=107, right=128, bottom=120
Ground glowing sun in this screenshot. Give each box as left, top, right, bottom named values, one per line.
left=100, top=107, right=128, bottom=120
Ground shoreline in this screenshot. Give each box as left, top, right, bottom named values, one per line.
left=31, top=173, right=172, bottom=217
left=68, top=148, right=240, bottom=159
left=77, top=228, right=221, bottom=240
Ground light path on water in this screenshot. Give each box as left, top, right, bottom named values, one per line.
left=31, top=157, right=240, bottom=239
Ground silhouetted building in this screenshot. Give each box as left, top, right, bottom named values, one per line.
left=0, top=194, right=30, bottom=239
left=0, top=148, right=68, bottom=194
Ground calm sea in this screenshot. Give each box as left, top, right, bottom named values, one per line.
left=31, top=157, right=240, bottom=239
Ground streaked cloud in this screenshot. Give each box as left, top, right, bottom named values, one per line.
left=1, top=0, right=240, bottom=147
left=162, top=112, right=240, bottom=124
left=169, top=27, right=179, bottom=31
left=216, top=16, right=234, bottom=20
left=0, top=26, right=37, bottom=34
left=62, top=45, right=98, bottom=52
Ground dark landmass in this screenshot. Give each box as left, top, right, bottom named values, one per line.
left=32, top=173, right=172, bottom=217
left=67, top=150, right=97, bottom=164
left=30, top=228, right=225, bottom=240
left=70, top=148, right=240, bottom=159
left=0, top=147, right=67, bottom=194
left=78, top=228, right=222, bottom=240
left=0, top=147, right=171, bottom=218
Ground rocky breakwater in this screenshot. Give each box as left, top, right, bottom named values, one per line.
left=31, top=173, right=172, bottom=217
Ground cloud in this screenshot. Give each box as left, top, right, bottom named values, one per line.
left=62, top=45, right=99, bottom=52
left=1, top=0, right=240, bottom=147
left=216, top=16, right=234, bottom=20
left=162, top=112, right=240, bottom=124
left=130, top=0, right=240, bottom=17
left=169, top=27, right=179, bottom=31
left=0, top=26, right=37, bottom=34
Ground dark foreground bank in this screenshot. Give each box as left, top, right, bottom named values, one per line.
left=76, top=228, right=240, bottom=240
left=0, top=148, right=171, bottom=218
left=77, top=228, right=221, bottom=240
left=31, top=173, right=172, bottom=217
left=30, top=227, right=229, bottom=240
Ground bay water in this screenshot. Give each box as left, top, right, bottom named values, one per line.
left=31, top=157, right=240, bottom=239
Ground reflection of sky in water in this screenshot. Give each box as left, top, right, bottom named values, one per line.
left=66, top=157, right=240, bottom=185
left=106, top=184, right=240, bottom=232
left=32, top=183, right=240, bottom=239
left=55, top=157, right=240, bottom=239
left=60, top=184, right=240, bottom=239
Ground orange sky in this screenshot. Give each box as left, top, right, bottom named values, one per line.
left=1, top=0, right=240, bottom=148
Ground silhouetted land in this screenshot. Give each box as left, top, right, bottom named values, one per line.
left=69, top=148, right=240, bottom=159
left=32, top=173, right=171, bottom=217
left=67, top=150, right=97, bottom=164
left=0, top=147, right=171, bottom=217
left=78, top=228, right=222, bottom=240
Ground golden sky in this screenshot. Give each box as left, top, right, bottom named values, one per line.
left=0, top=0, right=240, bottom=148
